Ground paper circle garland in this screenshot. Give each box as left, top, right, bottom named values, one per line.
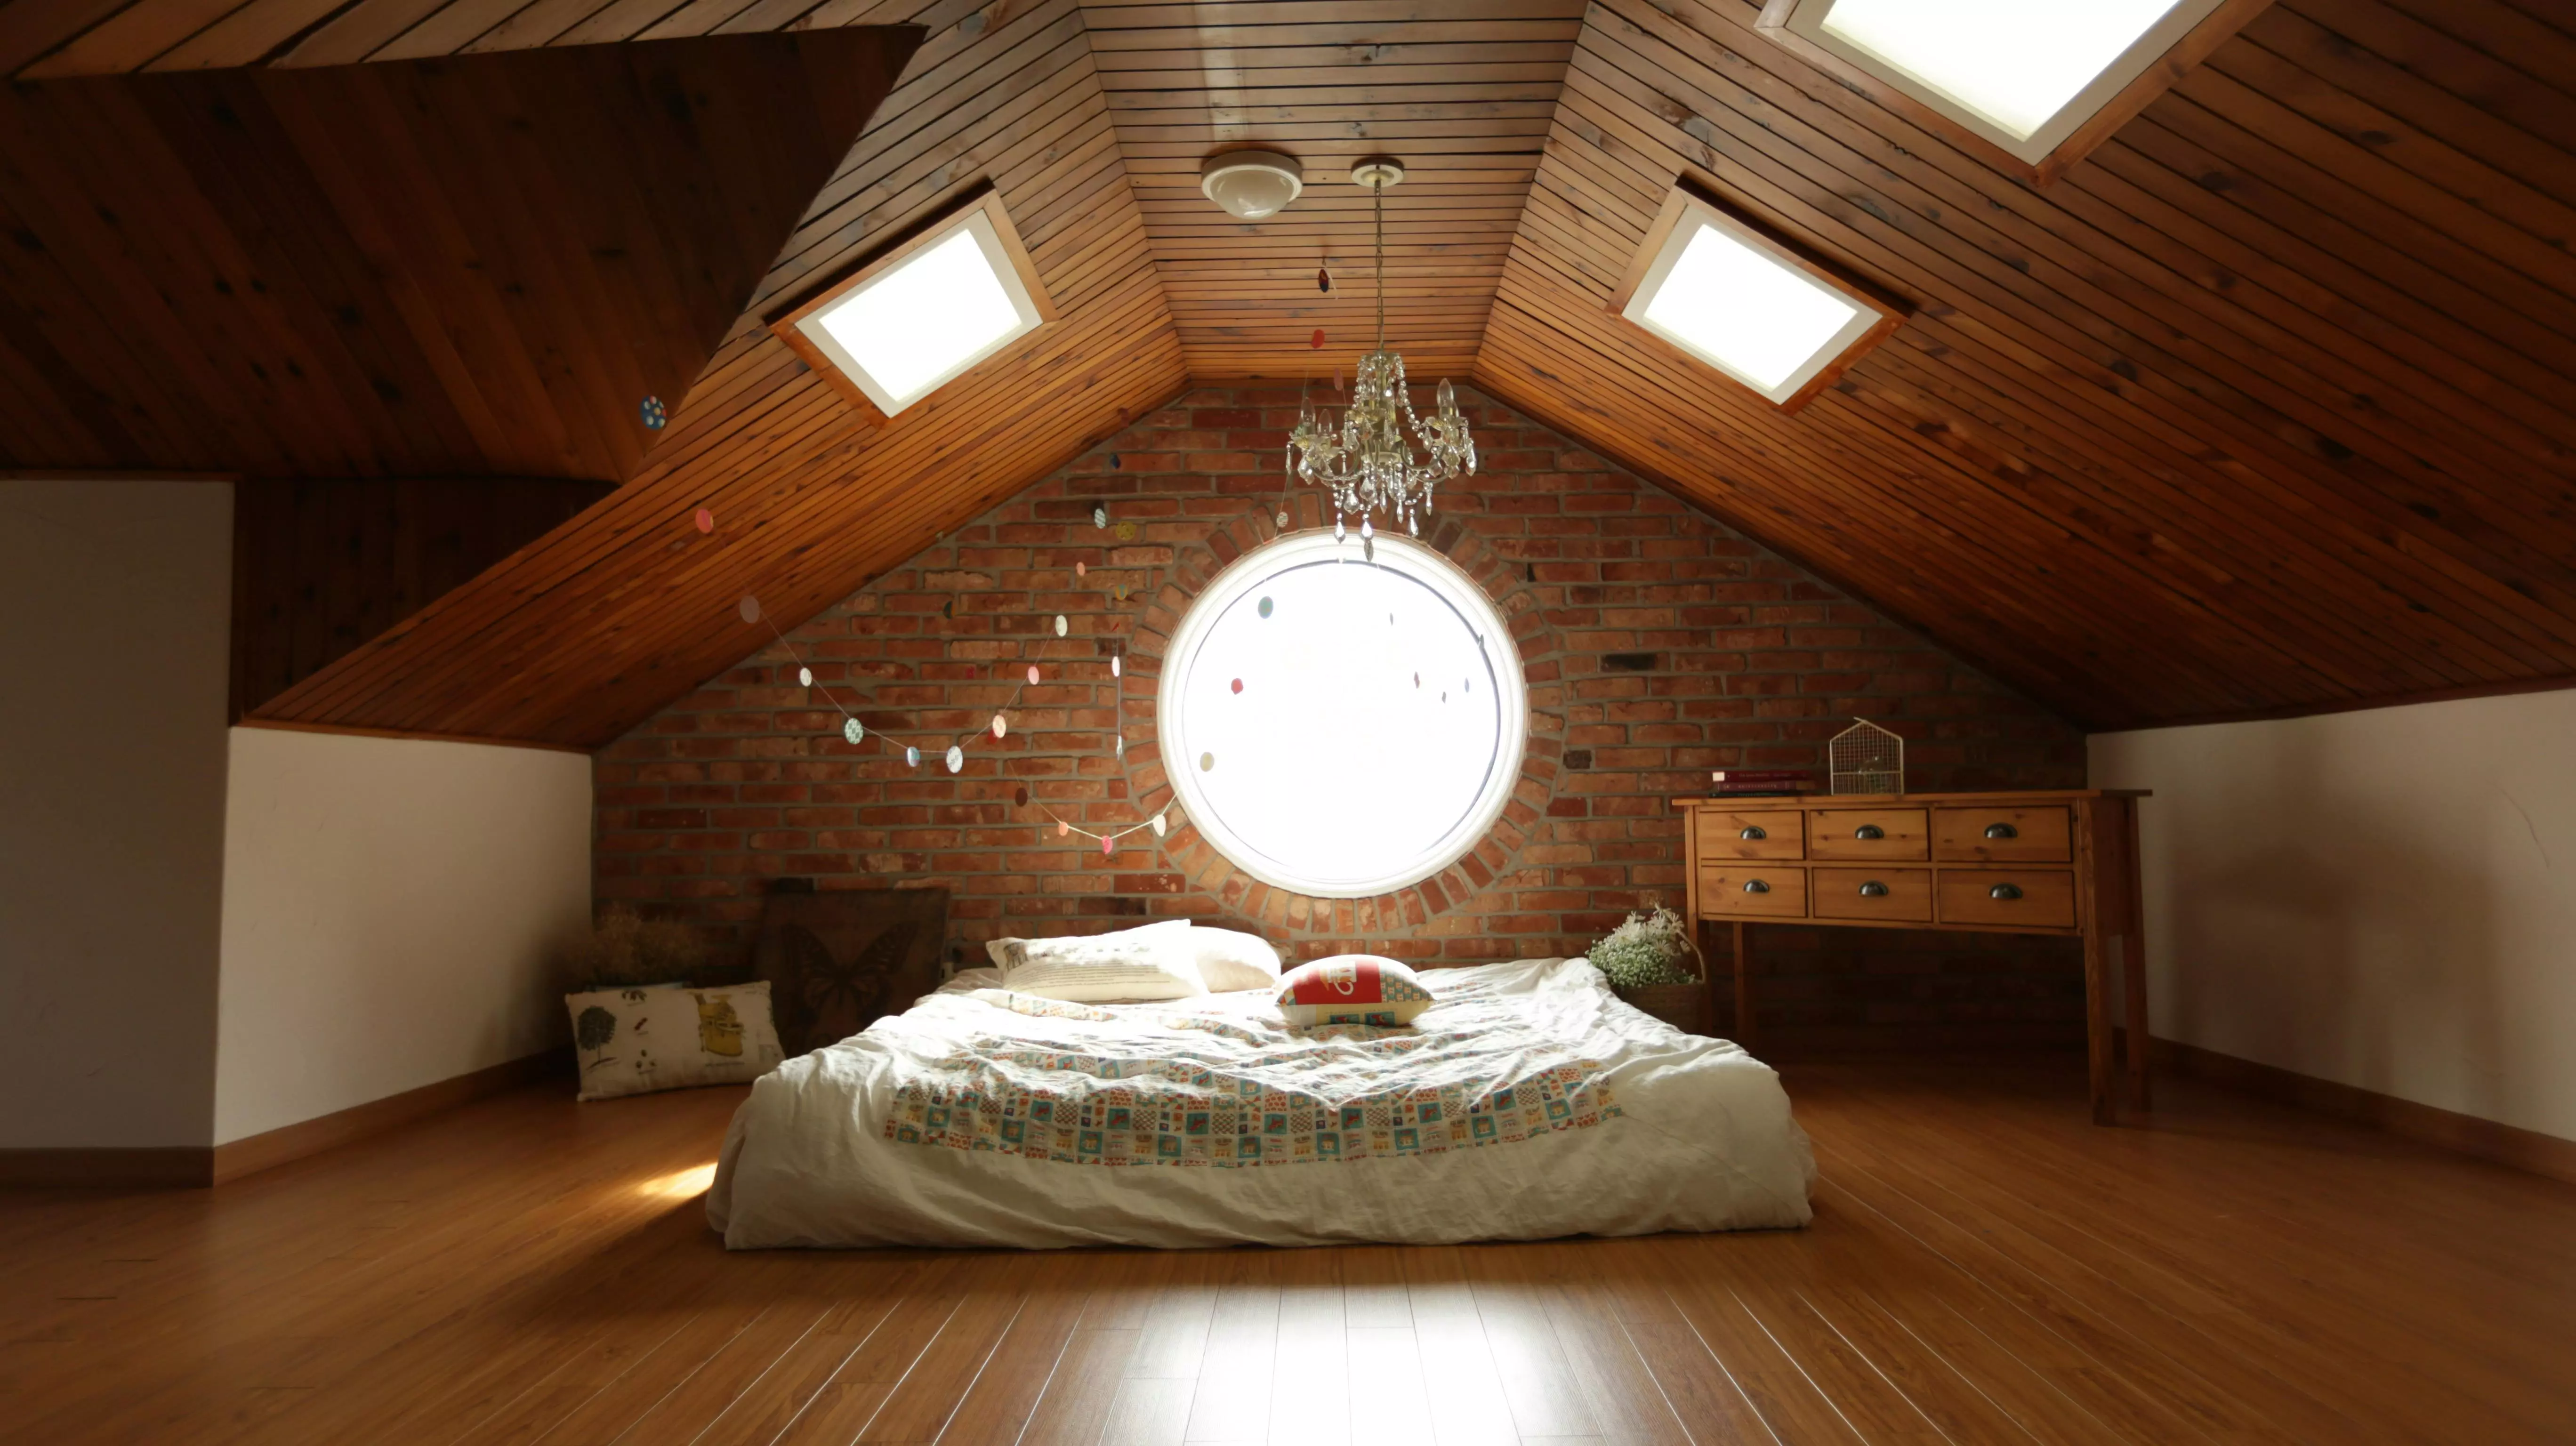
left=640, top=395, right=667, bottom=429
left=1093, top=504, right=1109, bottom=528
left=1230, top=678, right=1243, bottom=695
left=737, top=595, right=762, bottom=624
left=1027, top=664, right=1041, bottom=685
left=1054, top=615, right=1068, bottom=637
left=1257, top=596, right=1273, bottom=619
left=798, top=666, right=813, bottom=687
left=1111, top=654, right=1122, bottom=678
left=1014, top=786, right=1030, bottom=806
left=945, top=746, right=964, bottom=774
left=1075, top=561, right=1086, bottom=577
left=693, top=507, right=714, bottom=534
left=1199, top=751, right=1215, bottom=771
left=1276, top=508, right=1289, bottom=528
left=1310, top=328, right=1325, bottom=349
left=905, top=746, right=921, bottom=768
left=991, top=714, right=1007, bottom=739
left=1115, top=735, right=1125, bottom=759
left=1101, top=835, right=1113, bottom=857
left=1058, top=820, right=1070, bottom=837
left=1151, top=812, right=1167, bottom=838
left=842, top=718, right=863, bottom=745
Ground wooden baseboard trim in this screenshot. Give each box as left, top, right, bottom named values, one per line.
left=2143, top=1033, right=2576, bottom=1188
left=211, top=1051, right=564, bottom=1186
left=4, top=1054, right=566, bottom=1189
left=0, top=1147, right=213, bottom=1189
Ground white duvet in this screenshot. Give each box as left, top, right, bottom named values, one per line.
left=707, top=956, right=1814, bottom=1249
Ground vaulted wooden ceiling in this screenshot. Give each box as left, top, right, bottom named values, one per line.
left=0, top=28, right=915, bottom=481
left=8, top=0, right=2572, bottom=743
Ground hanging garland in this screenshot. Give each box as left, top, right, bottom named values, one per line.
left=733, top=587, right=1167, bottom=852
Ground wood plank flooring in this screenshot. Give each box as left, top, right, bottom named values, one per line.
left=4, top=1056, right=2571, bottom=1443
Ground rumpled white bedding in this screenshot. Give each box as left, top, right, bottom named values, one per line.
left=707, top=956, right=1814, bottom=1249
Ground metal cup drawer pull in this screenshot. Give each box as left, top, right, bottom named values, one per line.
left=1853, top=823, right=1885, bottom=840
left=1739, top=824, right=1767, bottom=840
left=1989, top=882, right=2024, bottom=901
left=1858, top=880, right=1890, bottom=897
left=1742, top=879, right=1771, bottom=894
left=1984, top=822, right=2019, bottom=839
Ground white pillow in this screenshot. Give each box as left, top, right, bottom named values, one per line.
left=566, top=981, right=785, bottom=1101
left=1190, top=926, right=1283, bottom=992
left=982, top=919, right=1205, bottom=1003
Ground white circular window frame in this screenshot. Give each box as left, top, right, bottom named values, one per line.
left=1156, top=529, right=1528, bottom=900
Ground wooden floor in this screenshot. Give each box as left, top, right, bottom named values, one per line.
left=5, top=1059, right=2573, bottom=1445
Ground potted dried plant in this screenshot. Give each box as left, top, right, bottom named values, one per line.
left=1587, top=905, right=1711, bottom=1034
left=557, top=905, right=714, bottom=992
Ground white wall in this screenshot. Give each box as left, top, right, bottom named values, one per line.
left=2092, top=690, right=2576, bottom=1145
left=215, top=726, right=592, bottom=1145
left=0, top=480, right=233, bottom=1149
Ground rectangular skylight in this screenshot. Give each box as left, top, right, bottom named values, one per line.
left=768, top=192, right=1050, bottom=421
left=1616, top=194, right=1900, bottom=410
left=1762, top=0, right=2232, bottom=172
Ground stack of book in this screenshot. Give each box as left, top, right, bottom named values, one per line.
left=1708, top=769, right=1819, bottom=797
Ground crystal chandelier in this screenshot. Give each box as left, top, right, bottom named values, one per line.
left=1288, top=159, right=1475, bottom=558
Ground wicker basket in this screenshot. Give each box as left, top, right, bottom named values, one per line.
left=1608, top=931, right=1713, bottom=1035
left=1613, top=980, right=1712, bottom=1035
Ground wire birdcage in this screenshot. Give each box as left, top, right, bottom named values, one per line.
left=1829, top=718, right=1904, bottom=796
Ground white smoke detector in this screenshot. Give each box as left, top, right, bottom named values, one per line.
left=1199, top=151, right=1304, bottom=220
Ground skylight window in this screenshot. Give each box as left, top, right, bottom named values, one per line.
left=1614, top=191, right=1902, bottom=411
left=1821, top=0, right=2188, bottom=142
left=1759, top=0, right=2249, bottom=183
left=767, top=189, right=1051, bottom=421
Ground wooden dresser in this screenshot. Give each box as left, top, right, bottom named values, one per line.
left=1678, top=790, right=2150, bottom=1123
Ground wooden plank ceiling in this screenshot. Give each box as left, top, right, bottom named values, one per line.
left=8, top=0, right=2576, bottom=742
left=1082, top=0, right=1586, bottom=381
left=1472, top=0, right=2576, bottom=730
left=0, top=29, right=916, bottom=481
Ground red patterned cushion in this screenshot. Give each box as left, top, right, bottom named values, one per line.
left=1273, top=955, right=1433, bottom=1027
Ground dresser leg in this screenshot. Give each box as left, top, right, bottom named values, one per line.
left=2122, top=800, right=2151, bottom=1112
left=2084, top=926, right=2115, bottom=1125
left=2124, top=929, right=2151, bottom=1110
left=1732, top=921, right=1754, bottom=1048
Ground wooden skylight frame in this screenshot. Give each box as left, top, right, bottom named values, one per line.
left=1755, top=0, right=2275, bottom=187
left=765, top=184, right=1055, bottom=426
left=1608, top=182, right=1908, bottom=414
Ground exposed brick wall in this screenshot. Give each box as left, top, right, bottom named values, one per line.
left=596, top=386, right=2091, bottom=1043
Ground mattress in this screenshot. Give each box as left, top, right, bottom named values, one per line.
left=706, top=956, right=1814, bottom=1249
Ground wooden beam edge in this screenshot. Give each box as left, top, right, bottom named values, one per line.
left=233, top=715, right=593, bottom=755
left=2097, top=671, right=2576, bottom=733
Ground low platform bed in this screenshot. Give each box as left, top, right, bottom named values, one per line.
left=709, top=956, right=1814, bottom=1249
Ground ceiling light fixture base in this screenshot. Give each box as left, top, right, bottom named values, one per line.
left=1350, top=159, right=1406, bottom=191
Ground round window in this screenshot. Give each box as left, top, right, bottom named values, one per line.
left=1157, top=530, right=1527, bottom=898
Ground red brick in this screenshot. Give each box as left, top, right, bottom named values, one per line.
left=597, top=385, right=2083, bottom=1037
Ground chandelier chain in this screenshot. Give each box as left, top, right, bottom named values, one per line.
left=1286, top=160, right=1476, bottom=554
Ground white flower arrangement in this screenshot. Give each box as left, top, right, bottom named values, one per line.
left=1587, top=905, right=1699, bottom=989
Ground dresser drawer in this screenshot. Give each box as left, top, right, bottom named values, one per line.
left=1698, top=864, right=1808, bottom=919
left=1694, top=809, right=1806, bottom=860
left=1937, top=869, right=2077, bottom=929
left=1934, top=806, right=2071, bottom=863
left=1807, top=808, right=1929, bottom=861
left=1811, top=867, right=1934, bottom=923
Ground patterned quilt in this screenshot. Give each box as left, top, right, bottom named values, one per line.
left=879, top=969, right=1623, bottom=1167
